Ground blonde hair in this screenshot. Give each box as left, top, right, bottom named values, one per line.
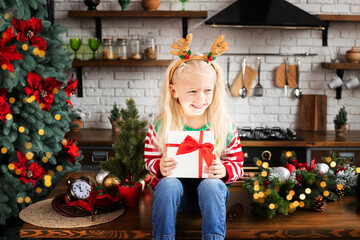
left=156, top=57, right=233, bottom=156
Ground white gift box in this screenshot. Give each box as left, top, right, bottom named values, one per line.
left=166, top=131, right=215, bottom=178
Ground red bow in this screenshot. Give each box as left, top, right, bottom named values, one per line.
left=292, top=158, right=315, bottom=172
left=176, top=132, right=214, bottom=168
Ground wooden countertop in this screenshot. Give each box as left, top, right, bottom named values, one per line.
left=68, top=129, right=360, bottom=148
left=20, top=172, right=360, bottom=239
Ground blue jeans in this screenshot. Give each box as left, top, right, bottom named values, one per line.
left=152, top=177, right=229, bottom=240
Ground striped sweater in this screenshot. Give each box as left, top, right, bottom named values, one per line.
left=144, top=122, right=244, bottom=185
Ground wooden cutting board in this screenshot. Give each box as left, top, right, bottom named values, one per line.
left=275, top=64, right=297, bottom=88
left=230, top=65, right=258, bottom=97
left=299, top=95, right=327, bottom=131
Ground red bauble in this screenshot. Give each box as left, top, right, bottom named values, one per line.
left=284, top=164, right=296, bottom=173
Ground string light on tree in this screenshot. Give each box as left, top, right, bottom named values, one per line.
left=17, top=197, right=24, bottom=204
left=47, top=170, right=54, bottom=176
left=19, top=126, right=25, bottom=133
left=4, top=12, right=10, bottom=19
left=323, top=191, right=330, bottom=197
left=269, top=203, right=275, bottom=209
left=56, top=165, right=63, bottom=172
left=36, top=187, right=42, bottom=193
left=6, top=114, right=12, bottom=120
left=254, top=185, right=260, bottom=191
left=330, top=161, right=336, bottom=168
left=293, top=201, right=299, bottom=207
left=320, top=181, right=327, bottom=188
left=2, top=147, right=8, bottom=154
left=305, top=188, right=311, bottom=194
left=8, top=163, right=14, bottom=170
left=261, top=171, right=268, bottom=177
left=33, top=47, right=40, bottom=55
left=256, top=160, right=262, bottom=166
left=299, top=201, right=305, bottom=208
left=289, top=190, right=295, bottom=196
left=299, top=194, right=306, bottom=200
left=54, top=114, right=61, bottom=120
left=38, top=129, right=44, bottom=135
left=286, top=194, right=293, bottom=201
left=326, top=157, right=332, bottom=163
left=9, top=72, right=14, bottom=78
left=262, top=162, right=269, bottom=168
left=24, top=196, right=31, bottom=203
left=42, top=157, right=48, bottom=163
left=62, top=139, right=67, bottom=146
left=25, top=152, right=33, bottom=160
left=15, top=169, right=21, bottom=175
left=22, top=44, right=28, bottom=51
left=53, top=88, right=59, bottom=94
left=39, top=50, right=45, bottom=58
left=356, top=167, right=360, bottom=173
left=337, top=184, right=344, bottom=190
left=9, top=97, right=15, bottom=104
left=25, top=142, right=32, bottom=149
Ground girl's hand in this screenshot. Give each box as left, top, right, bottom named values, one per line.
left=159, top=152, right=177, bottom=177
left=204, top=154, right=226, bottom=179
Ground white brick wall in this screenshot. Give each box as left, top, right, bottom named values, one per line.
left=58, top=0, right=360, bottom=130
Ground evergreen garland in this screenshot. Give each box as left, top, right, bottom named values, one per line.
left=100, top=98, right=148, bottom=187
left=243, top=151, right=357, bottom=218
left=0, top=0, right=82, bottom=234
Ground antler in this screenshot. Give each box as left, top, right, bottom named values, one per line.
left=170, top=33, right=193, bottom=57
left=205, top=35, right=229, bottom=60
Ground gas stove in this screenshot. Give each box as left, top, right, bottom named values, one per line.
left=238, top=127, right=302, bottom=141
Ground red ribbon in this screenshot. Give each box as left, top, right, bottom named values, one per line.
left=292, top=158, right=315, bottom=172
left=168, top=131, right=214, bottom=178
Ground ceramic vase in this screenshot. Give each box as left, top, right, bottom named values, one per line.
left=118, top=0, right=130, bottom=10
left=118, top=183, right=142, bottom=207
left=345, top=47, right=360, bottom=63
left=109, top=117, right=120, bottom=133
left=84, top=0, right=100, bottom=10
left=141, top=0, right=160, bottom=11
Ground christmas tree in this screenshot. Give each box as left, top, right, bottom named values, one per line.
left=0, top=0, right=82, bottom=235
left=100, top=98, right=148, bottom=187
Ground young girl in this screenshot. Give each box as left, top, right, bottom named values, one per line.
left=145, top=33, right=244, bottom=240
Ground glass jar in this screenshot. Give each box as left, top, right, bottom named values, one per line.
left=102, top=38, right=115, bottom=60
left=116, top=38, right=127, bottom=60
left=144, top=32, right=157, bottom=60
left=128, top=34, right=142, bottom=60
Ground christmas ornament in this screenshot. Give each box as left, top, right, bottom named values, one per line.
left=0, top=26, right=23, bottom=72
left=102, top=174, right=120, bottom=194
left=64, top=75, right=78, bottom=97
left=292, top=158, right=315, bottom=172
left=272, top=167, right=290, bottom=181
left=13, top=150, right=46, bottom=187
left=314, top=163, right=330, bottom=174
left=0, top=88, right=12, bottom=122
left=62, top=138, right=80, bottom=165
left=334, top=187, right=345, bottom=200
left=95, top=169, right=109, bottom=185
left=24, top=72, right=63, bottom=111
left=11, top=17, right=47, bottom=50
left=311, top=196, right=327, bottom=212
left=284, top=163, right=296, bottom=173
left=226, top=203, right=243, bottom=222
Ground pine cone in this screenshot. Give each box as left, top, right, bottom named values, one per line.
left=226, top=203, right=244, bottom=222
left=311, top=196, right=327, bottom=212
left=335, top=188, right=345, bottom=200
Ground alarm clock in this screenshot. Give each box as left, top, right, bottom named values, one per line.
left=65, top=176, right=94, bottom=203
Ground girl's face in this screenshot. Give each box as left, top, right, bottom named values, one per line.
left=170, top=67, right=216, bottom=118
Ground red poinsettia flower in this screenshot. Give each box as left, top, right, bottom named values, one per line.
left=13, top=150, right=46, bottom=187
left=0, top=26, right=23, bottom=72
left=0, top=88, right=12, bottom=122
left=63, top=138, right=80, bottom=165
left=24, top=72, right=63, bottom=111
left=64, top=75, right=78, bottom=97
left=11, top=17, right=47, bottom=51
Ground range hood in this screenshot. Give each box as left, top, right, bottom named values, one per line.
left=205, top=0, right=328, bottom=30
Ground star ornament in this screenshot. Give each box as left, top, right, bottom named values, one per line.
left=24, top=72, right=63, bottom=111
left=13, top=150, right=46, bottom=187
left=0, top=26, right=23, bottom=72
left=0, top=88, right=12, bottom=122
left=11, top=17, right=47, bottom=51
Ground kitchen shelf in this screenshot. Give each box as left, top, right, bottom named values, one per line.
left=321, top=62, right=360, bottom=99
left=72, top=59, right=172, bottom=67
left=316, top=14, right=360, bottom=46
left=68, top=10, right=207, bottom=97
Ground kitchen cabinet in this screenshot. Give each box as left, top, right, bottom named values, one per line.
left=318, top=14, right=360, bottom=99
left=68, top=10, right=207, bottom=97
left=309, top=147, right=360, bottom=166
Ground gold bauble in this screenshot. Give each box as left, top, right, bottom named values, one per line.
left=102, top=174, right=120, bottom=193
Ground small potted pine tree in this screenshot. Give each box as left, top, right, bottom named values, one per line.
left=334, top=106, right=348, bottom=137
left=100, top=98, right=148, bottom=207
left=109, top=102, right=122, bottom=132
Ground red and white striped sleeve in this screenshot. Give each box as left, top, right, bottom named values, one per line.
left=221, top=129, right=244, bottom=184
left=144, top=123, right=162, bottom=178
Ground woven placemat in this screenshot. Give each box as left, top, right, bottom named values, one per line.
left=19, top=198, right=125, bottom=228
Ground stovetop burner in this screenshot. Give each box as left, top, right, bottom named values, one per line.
left=238, top=127, right=302, bottom=141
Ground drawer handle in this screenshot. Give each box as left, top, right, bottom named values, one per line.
left=91, top=151, right=109, bottom=163
left=261, top=150, right=271, bottom=161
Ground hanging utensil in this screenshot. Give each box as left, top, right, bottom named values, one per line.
left=254, top=57, right=263, bottom=97
left=284, top=58, right=289, bottom=96
left=294, top=57, right=302, bottom=98
left=227, top=57, right=231, bottom=91
left=239, top=57, right=247, bottom=98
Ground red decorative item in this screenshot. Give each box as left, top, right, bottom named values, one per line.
left=64, top=74, right=78, bottom=97
left=284, top=164, right=296, bottom=173
left=0, top=26, right=23, bottom=72
left=24, top=72, right=63, bottom=111
left=62, top=138, right=80, bottom=165
left=0, top=88, right=12, bottom=122
left=292, top=158, right=315, bottom=172
left=11, top=17, right=47, bottom=51
left=13, top=150, right=46, bottom=187
left=118, top=183, right=142, bottom=208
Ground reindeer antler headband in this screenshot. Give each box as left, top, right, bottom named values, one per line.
left=169, top=33, right=229, bottom=79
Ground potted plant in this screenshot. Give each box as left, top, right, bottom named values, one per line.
left=109, top=102, right=122, bottom=133
left=100, top=98, right=148, bottom=207
left=69, top=105, right=91, bottom=132
left=334, top=106, right=348, bottom=137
